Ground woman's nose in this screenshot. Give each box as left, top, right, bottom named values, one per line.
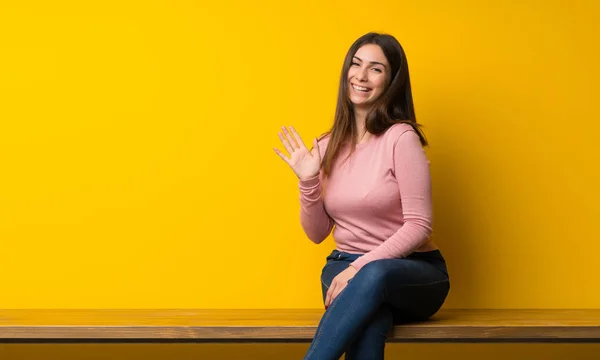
left=355, top=70, right=368, bottom=81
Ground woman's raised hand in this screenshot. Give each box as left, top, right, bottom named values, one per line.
left=274, top=126, right=321, bottom=181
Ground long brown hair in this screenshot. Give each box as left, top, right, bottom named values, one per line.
left=319, top=32, right=428, bottom=177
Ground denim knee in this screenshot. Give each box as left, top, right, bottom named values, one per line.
left=351, top=261, right=390, bottom=293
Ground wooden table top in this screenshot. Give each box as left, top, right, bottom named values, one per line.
left=1, top=309, right=599, bottom=341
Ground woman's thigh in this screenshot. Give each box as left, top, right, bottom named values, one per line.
left=350, top=256, right=450, bottom=322
left=318, top=250, right=450, bottom=320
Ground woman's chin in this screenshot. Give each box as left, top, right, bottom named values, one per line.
left=350, top=99, right=373, bottom=109
left=349, top=93, right=380, bottom=108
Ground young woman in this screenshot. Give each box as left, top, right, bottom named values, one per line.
left=274, top=32, right=450, bottom=360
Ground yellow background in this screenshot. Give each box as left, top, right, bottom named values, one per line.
left=1, top=0, right=599, bottom=358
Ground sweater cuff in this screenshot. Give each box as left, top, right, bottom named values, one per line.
left=349, top=256, right=370, bottom=271
left=298, top=174, right=320, bottom=189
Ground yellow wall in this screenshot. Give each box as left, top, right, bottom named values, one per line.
left=2, top=0, right=599, bottom=359
left=1, top=0, right=599, bottom=314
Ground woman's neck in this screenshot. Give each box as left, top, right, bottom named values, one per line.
left=354, top=107, right=370, bottom=143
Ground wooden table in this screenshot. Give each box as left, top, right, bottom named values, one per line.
left=1, top=309, right=599, bottom=342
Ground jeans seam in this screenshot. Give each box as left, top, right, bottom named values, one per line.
left=307, top=275, right=448, bottom=359
left=305, top=300, right=333, bottom=358
left=306, top=281, right=348, bottom=359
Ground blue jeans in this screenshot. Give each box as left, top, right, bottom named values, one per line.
left=303, top=249, right=450, bottom=360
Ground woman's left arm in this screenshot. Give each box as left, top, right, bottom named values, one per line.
left=350, top=129, right=433, bottom=271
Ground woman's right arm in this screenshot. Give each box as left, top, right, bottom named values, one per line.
left=298, top=174, right=334, bottom=244
left=273, top=125, right=333, bottom=243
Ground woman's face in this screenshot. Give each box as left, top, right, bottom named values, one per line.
left=347, top=44, right=391, bottom=108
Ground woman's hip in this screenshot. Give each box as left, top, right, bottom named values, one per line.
left=319, top=249, right=449, bottom=298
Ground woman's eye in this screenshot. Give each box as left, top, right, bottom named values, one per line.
left=351, top=62, right=360, bottom=66
left=372, top=68, right=382, bottom=73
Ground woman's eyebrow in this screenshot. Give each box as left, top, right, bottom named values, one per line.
left=353, top=56, right=387, bottom=68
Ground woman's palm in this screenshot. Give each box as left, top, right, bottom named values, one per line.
left=274, top=126, right=321, bottom=180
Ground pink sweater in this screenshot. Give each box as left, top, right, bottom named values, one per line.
left=298, top=123, right=435, bottom=271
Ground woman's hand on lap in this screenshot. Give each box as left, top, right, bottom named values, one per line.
left=324, top=265, right=357, bottom=309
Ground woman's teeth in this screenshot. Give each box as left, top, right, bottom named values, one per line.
left=352, top=84, right=371, bottom=92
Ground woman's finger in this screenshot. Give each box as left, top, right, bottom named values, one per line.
left=311, top=138, right=320, bottom=158
left=289, top=126, right=307, bottom=150
left=331, top=283, right=346, bottom=304
left=278, top=131, right=294, bottom=155
left=273, top=148, right=291, bottom=165
left=325, top=283, right=336, bottom=308
left=282, top=126, right=300, bottom=149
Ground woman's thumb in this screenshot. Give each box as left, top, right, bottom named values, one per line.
left=312, top=138, right=320, bottom=156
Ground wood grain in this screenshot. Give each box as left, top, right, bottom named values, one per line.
left=1, top=309, right=599, bottom=342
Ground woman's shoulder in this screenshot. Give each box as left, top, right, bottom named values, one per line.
left=316, top=132, right=332, bottom=148
left=381, top=122, right=420, bottom=144
left=385, top=122, right=417, bottom=136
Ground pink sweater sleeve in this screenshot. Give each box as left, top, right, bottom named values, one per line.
left=350, top=130, right=433, bottom=270
left=298, top=173, right=334, bottom=244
